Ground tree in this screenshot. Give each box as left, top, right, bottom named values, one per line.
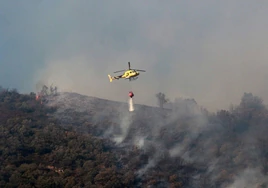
left=41, top=85, right=48, bottom=96
left=54, top=86, right=58, bottom=95
left=156, top=92, right=169, bottom=108
left=239, top=92, right=264, bottom=110
left=49, top=84, right=58, bottom=95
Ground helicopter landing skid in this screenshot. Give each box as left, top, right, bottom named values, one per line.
left=129, top=77, right=139, bottom=81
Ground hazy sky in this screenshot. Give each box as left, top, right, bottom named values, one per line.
left=1, top=0, right=268, bottom=111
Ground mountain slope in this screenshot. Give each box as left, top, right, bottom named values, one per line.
left=0, top=90, right=201, bottom=187
left=1, top=89, right=268, bottom=187
left=44, top=91, right=268, bottom=188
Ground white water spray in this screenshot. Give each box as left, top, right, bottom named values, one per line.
left=129, top=98, right=134, bottom=112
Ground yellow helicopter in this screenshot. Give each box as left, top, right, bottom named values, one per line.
left=108, top=62, right=146, bottom=82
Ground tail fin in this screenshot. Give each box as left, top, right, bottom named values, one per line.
left=108, top=75, right=113, bottom=82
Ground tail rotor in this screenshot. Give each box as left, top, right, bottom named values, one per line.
left=108, top=75, right=113, bottom=82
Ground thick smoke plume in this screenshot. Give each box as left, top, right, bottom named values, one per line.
left=44, top=91, right=268, bottom=187
left=2, top=1, right=268, bottom=111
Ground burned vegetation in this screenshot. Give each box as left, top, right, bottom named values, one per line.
left=0, top=87, right=268, bottom=187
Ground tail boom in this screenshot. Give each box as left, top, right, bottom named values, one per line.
left=108, top=74, right=121, bottom=82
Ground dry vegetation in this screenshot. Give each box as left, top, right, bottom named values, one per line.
left=1, top=87, right=268, bottom=187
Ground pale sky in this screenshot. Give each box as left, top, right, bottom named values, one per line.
left=1, top=0, right=268, bottom=111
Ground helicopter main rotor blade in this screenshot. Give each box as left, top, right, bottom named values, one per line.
left=128, top=62, right=131, bottom=70
left=114, top=70, right=125, bottom=73
left=133, top=69, right=146, bottom=72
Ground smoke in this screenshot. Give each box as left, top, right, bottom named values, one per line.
left=5, top=0, right=268, bottom=185
left=43, top=87, right=268, bottom=186
left=133, top=136, right=145, bottom=149
left=137, top=158, right=156, bottom=177
left=0, top=0, right=265, bottom=111
left=112, top=112, right=133, bottom=145
left=226, top=168, right=268, bottom=188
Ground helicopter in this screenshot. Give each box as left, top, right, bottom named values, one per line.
left=108, top=62, right=146, bottom=82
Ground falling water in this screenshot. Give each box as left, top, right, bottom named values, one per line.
left=129, top=98, right=134, bottom=112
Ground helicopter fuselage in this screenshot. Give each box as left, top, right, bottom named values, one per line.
left=121, top=70, right=140, bottom=79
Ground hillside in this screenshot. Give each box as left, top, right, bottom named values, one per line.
left=45, top=92, right=173, bottom=144
left=1, top=89, right=268, bottom=187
